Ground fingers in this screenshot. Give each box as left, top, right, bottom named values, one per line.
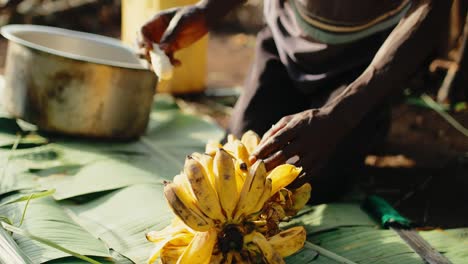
left=140, top=8, right=178, bottom=45
left=159, top=6, right=208, bottom=53
left=137, top=8, right=178, bottom=66
left=250, top=124, right=297, bottom=164
left=260, top=121, right=288, bottom=146
left=250, top=116, right=293, bottom=164
left=263, top=141, right=303, bottom=171
left=166, top=52, right=181, bottom=66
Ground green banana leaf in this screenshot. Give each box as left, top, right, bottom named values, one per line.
left=0, top=224, right=33, bottom=263
left=307, top=226, right=468, bottom=264
left=283, top=203, right=377, bottom=234
left=66, top=184, right=173, bottom=264
left=0, top=196, right=110, bottom=263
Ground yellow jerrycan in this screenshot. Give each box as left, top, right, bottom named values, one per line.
left=122, top=0, right=208, bottom=94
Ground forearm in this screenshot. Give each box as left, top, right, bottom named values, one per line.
left=324, top=0, right=452, bottom=131
left=197, top=0, right=246, bottom=28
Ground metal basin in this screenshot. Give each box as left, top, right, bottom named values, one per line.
left=1, top=24, right=158, bottom=139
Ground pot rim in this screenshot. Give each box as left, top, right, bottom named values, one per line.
left=1, top=24, right=150, bottom=71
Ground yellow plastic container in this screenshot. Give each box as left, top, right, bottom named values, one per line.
left=121, top=0, right=208, bottom=94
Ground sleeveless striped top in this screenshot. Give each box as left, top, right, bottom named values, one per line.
left=289, top=0, right=412, bottom=44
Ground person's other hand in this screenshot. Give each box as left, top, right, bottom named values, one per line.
left=250, top=109, right=341, bottom=184
left=138, top=5, right=208, bottom=65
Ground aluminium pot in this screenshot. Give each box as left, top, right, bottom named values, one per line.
left=1, top=24, right=158, bottom=139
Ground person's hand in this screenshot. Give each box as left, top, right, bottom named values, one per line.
left=250, top=108, right=342, bottom=184
left=138, top=4, right=208, bottom=65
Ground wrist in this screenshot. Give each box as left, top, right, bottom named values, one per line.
left=319, top=94, right=361, bottom=136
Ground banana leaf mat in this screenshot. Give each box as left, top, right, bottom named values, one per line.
left=0, top=95, right=466, bottom=263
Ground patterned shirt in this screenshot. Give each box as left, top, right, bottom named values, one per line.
left=289, top=0, right=412, bottom=44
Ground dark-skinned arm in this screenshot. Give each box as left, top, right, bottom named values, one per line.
left=325, top=0, right=452, bottom=133
left=140, top=0, right=245, bottom=62
left=251, top=0, right=453, bottom=178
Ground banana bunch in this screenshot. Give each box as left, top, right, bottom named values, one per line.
left=147, top=131, right=311, bottom=264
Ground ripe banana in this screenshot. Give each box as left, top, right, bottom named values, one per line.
left=150, top=131, right=310, bottom=264
left=234, top=159, right=247, bottom=194
left=234, top=161, right=267, bottom=219
left=268, top=226, right=306, bottom=257
left=213, top=149, right=239, bottom=219
left=190, top=153, right=216, bottom=189
left=251, top=177, right=272, bottom=214
left=205, top=140, right=221, bottom=156
left=147, top=232, right=193, bottom=263
left=267, top=164, right=302, bottom=195
left=251, top=232, right=285, bottom=264
left=165, top=233, right=192, bottom=248
left=147, top=235, right=172, bottom=263
left=164, top=183, right=213, bottom=232
left=240, top=130, right=261, bottom=154
left=184, top=157, right=225, bottom=222
left=172, top=174, right=195, bottom=200
left=208, top=253, right=224, bottom=264
left=227, top=134, right=237, bottom=143
left=176, top=228, right=217, bottom=264
left=160, top=245, right=185, bottom=264
left=146, top=222, right=190, bottom=243
left=236, top=142, right=250, bottom=165
left=291, top=183, right=312, bottom=212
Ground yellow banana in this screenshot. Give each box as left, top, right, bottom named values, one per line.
left=270, top=202, right=287, bottom=222
left=233, top=141, right=250, bottom=164
left=251, top=232, right=285, bottom=264
left=267, top=165, right=302, bottom=195
left=146, top=224, right=178, bottom=243
left=222, top=141, right=236, bottom=156
left=291, top=183, right=312, bottom=212
left=184, top=157, right=226, bottom=222
left=205, top=140, right=222, bottom=156
left=241, top=130, right=261, bottom=154
left=208, top=254, right=223, bottom=264
left=176, top=228, right=217, bottom=264
left=172, top=174, right=195, bottom=199
left=172, top=174, right=210, bottom=222
left=164, top=183, right=213, bottom=232
left=227, top=134, right=237, bottom=143
left=268, top=226, right=306, bottom=257
left=147, top=235, right=172, bottom=264
left=166, top=233, right=193, bottom=247
left=147, top=230, right=193, bottom=264
left=251, top=177, right=272, bottom=214
left=146, top=222, right=189, bottom=243
left=234, top=159, right=247, bottom=194
left=234, top=161, right=267, bottom=219
left=189, top=152, right=205, bottom=160
left=161, top=245, right=186, bottom=264
left=151, top=141, right=309, bottom=264
left=191, top=153, right=216, bottom=189
left=213, top=149, right=238, bottom=219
